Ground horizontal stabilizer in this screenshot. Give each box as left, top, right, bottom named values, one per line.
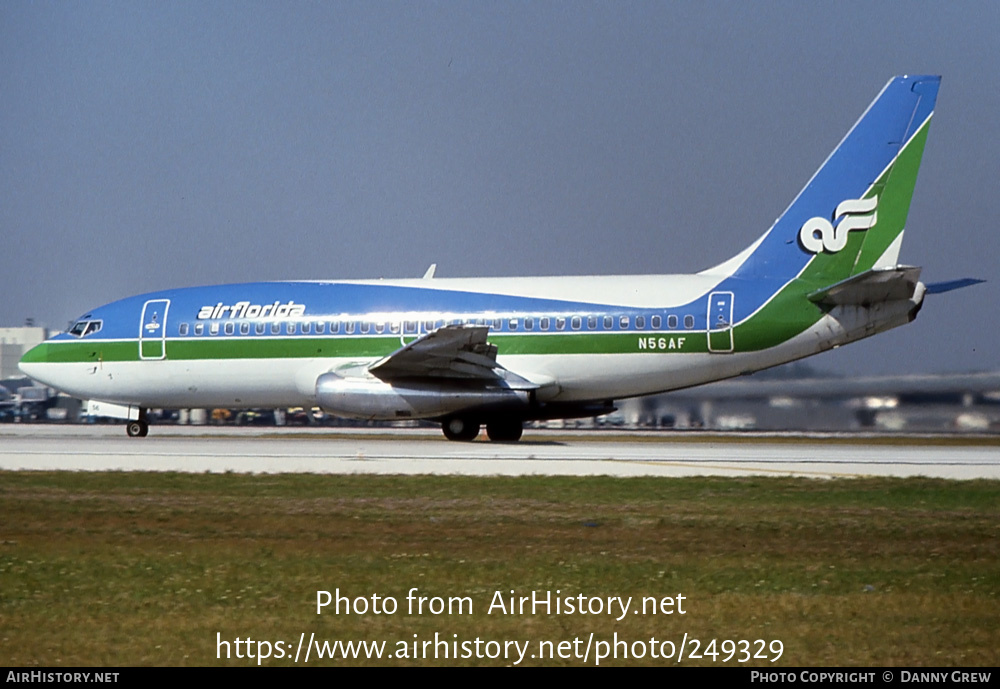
left=807, top=266, right=922, bottom=307
left=925, top=278, right=985, bottom=294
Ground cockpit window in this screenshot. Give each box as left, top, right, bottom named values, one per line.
left=69, top=320, right=103, bottom=338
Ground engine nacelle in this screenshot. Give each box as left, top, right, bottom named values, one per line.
left=315, top=373, right=530, bottom=421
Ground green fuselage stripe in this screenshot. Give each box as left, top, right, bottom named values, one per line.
left=23, top=331, right=712, bottom=365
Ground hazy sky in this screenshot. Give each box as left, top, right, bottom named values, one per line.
left=2, top=2, right=997, bottom=376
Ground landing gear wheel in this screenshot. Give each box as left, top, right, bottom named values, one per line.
left=126, top=420, right=149, bottom=438
left=486, top=420, right=523, bottom=442
left=442, top=417, right=480, bottom=441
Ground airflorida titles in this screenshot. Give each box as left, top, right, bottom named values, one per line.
left=196, top=300, right=306, bottom=320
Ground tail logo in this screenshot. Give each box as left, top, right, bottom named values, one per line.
left=799, top=196, right=879, bottom=254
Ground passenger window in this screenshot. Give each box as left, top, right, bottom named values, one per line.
left=375, top=322, right=385, bottom=334
left=524, top=317, right=534, bottom=331
left=271, top=322, right=281, bottom=335
left=194, top=323, right=204, bottom=336
left=556, top=317, right=566, bottom=331
left=239, top=322, right=250, bottom=335
left=390, top=322, right=400, bottom=334
left=587, top=316, right=597, bottom=330
left=652, top=315, right=661, bottom=329
left=540, top=317, right=550, bottom=331
left=571, top=316, right=581, bottom=330
left=302, top=322, right=312, bottom=335
left=619, top=316, right=629, bottom=329
left=508, top=318, right=518, bottom=331
left=225, top=322, right=235, bottom=335
left=636, top=315, right=645, bottom=329
left=178, top=323, right=189, bottom=336
left=684, top=315, right=695, bottom=329
left=255, top=322, right=265, bottom=335
left=346, top=321, right=356, bottom=334
left=330, top=321, right=340, bottom=334
left=286, top=322, right=296, bottom=335
left=361, top=322, right=371, bottom=334
left=210, top=323, right=220, bottom=335
left=603, top=315, right=613, bottom=330
left=668, top=315, right=678, bottom=329
left=315, top=322, right=325, bottom=334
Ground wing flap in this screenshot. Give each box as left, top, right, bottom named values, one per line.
left=369, top=324, right=537, bottom=389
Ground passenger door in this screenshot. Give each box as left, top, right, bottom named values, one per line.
left=139, top=299, right=170, bottom=360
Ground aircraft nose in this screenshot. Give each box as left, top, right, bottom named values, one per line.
left=18, top=343, right=53, bottom=385
left=18, top=340, right=97, bottom=400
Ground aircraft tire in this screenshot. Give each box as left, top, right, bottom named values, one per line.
left=486, top=420, right=523, bottom=442
left=442, top=417, right=479, bottom=441
left=126, top=420, right=149, bottom=438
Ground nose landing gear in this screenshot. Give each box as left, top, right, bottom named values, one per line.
left=125, top=411, right=149, bottom=437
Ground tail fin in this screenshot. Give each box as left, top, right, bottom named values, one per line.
left=717, top=75, right=940, bottom=284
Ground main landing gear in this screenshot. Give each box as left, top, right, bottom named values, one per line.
left=486, top=419, right=523, bottom=442
left=442, top=416, right=480, bottom=441
left=441, top=416, right=524, bottom=442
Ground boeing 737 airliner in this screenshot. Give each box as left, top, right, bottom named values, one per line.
left=20, top=75, right=966, bottom=441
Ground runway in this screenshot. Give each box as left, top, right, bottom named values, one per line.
left=1, top=424, right=998, bottom=478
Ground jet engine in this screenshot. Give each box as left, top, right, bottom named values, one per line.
left=315, top=372, right=530, bottom=421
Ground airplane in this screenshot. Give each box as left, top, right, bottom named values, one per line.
left=20, top=75, right=970, bottom=441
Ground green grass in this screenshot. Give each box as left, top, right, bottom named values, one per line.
left=1, top=472, right=997, bottom=666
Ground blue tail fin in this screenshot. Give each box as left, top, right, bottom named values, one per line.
left=717, top=75, right=940, bottom=284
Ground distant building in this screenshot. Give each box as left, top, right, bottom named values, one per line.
left=0, top=327, right=48, bottom=380
left=618, top=370, right=1000, bottom=433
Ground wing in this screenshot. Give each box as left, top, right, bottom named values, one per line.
left=368, top=324, right=537, bottom=389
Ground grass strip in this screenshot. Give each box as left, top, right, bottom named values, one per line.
left=1, top=472, right=997, bottom=666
